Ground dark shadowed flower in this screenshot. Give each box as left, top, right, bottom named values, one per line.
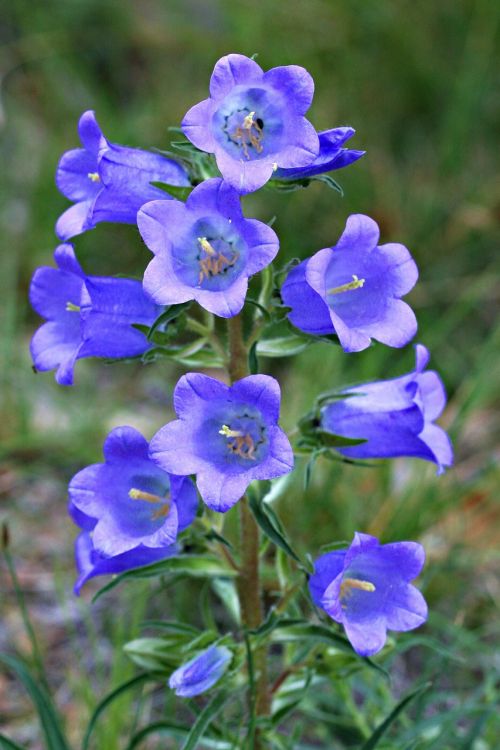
left=281, top=214, right=418, bottom=352
left=69, top=426, right=198, bottom=561
left=150, top=373, right=294, bottom=512
left=274, top=127, right=364, bottom=180
left=321, top=344, right=453, bottom=474
left=138, top=178, right=279, bottom=317
left=169, top=644, right=232, bottom=697
left=309, top=532, right=428, bottom=656
left=182, top=53, right=320, bottom=194
left=29, top=244, right=160, bottom=385
left=56, top=110, right=189, bottom=240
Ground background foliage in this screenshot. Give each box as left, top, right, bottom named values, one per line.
left=0, top=0, right=498, bottom=747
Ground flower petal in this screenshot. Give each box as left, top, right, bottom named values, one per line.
left=182, top=98, right=218, bottom=152
left=209, top=54, right=263, bottom=99
left=263, top=65, right=315, bottom=115
left=56, top=199, right=94, bottom=241
left=343, top=617, right=387, bottom=656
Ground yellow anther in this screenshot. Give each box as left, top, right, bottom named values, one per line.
left=219, top=424, right=243, bottom=438
left=242, top=111, right=256, bottom=129
left=233, top=111, right=264, bottom=159
left=88, top=172, right=100, bottom=182
left=340, top=577, right=376, bottom=599
left=328, top=275, right=366, bottom=296
left=198, top=237, right=217, bottom=256
left=65, top=302, right=81, bottom=312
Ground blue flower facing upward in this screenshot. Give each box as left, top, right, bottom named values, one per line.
left=169, top=645, right=232, bottom=697
left=281, top=214, right=418, bottom=352
left=320, top=343, right=453, bottom=474
left=138, top=178, right=279, bottom=317
left=182, top=53, right=320, bottom=194
left=56, top=110, right=189, bottom=240
left=29, top=244, right=160, bottom=385
left=149, top=373, right=294, bottom=512
left=309, top=533, right=428, bottom=656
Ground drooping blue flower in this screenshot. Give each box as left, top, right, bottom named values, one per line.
left=150, top=373, right=294, bottom=512
left=274, top=127, right=364, bottom=180
left=138, top=178, right=279, bottom=317
left=182, top=53, right=320, bottom=194
left=56, top=110, right=189, bottom=240
left=168, top=644, right=232, bottom=697
left=29, top=244, right=160, bottom=385
left=281, top=214, right=418, bottom=352
left=69, top=426, right=198, bottom=560
left=321, top=344, right=453, bottom=474
left=309, top=532, right=428, bottom=656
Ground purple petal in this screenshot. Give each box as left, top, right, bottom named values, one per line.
left=149, top=419, right=203, bottom=476
left=102, top=426, right=150, bottom=463
left=56, top=200, right=94, bottom=241
left=336, top=214, right=380, bottom=253
left=253, top=426, right=294, bottom=480
left=418, top=423, right=454, bottom=473
left=182, top=98, right=218, bottom=153
left=242, top=219, right=279, bottom=276
left=194, top=275, right=248, bottom=318
left=214, top=148, right=275, bottom=194
left=68, top=463, right=103, bottom=518
left=53, top=244, right=85, bottom=277
left=263, top=65, right=315, bottom=115
left=308, top=550, right=346, bottom=608
left=385, top=584, right=428, bottom=632
left=138, top=199, right=187, bottom=255
left=56, top=148, right=100, bottom=202
left=77, top=110, right=107, bottom=154
left=417, top=371, right=447, bottom=421
left=358, top=298, right=417, bottom=349
left=278, top=117, right=319, bottom=168
left=143, top=252, right=195, bottom=306
left=343, top=617, right=387, bottom=656
left=377, top=243, right=419, bottom=296
left=196, top=467, right=251, bottom=512
left=281, top=261, right=334, bottom=335
left=414, top=344, right=430, bottom=372
left=209, top=54, right=263, bottom=99
left=29, top=266, right=83, bottom=321
left=186, top=178, right=242, bottom=221
left=30, top=321, right=81, bottom=386
left=169, top=645, right=232, bottom=697
left=379, top=541, right=426, bottom=580
left=171, top=476, right=199, bottom=531
left=173, top=373, right=229, bottom=419
left=230, top=374, right=282, bottom=423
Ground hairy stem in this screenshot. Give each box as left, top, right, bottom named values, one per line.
left=227, top=313, right=271, bottom=735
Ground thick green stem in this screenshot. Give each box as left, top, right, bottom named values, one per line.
left=227, top=314, right=271, bottom=733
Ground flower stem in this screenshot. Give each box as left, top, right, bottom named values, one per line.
left=227, top=313, right=271, bottom=735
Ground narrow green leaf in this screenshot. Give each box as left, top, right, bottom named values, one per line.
left=0, top=654, right=70, bottom=750
left=248, top=490, right=302, bottom=564
left=256, top=334, right=311, bottom=358
left=126, top=721, right=233, bottom=750
left=211, top=578, right=241, bottom=625
left=180, top=691, right=230, bottom=750
left=361, top=682, right=432, bottom=750
left=82, top=673, right=152, bottom=750
left=0, top=733, right=28, bottom=750
left=150, top=181, right=194, bottom=201
left=248, top=341, right=259, bottom=374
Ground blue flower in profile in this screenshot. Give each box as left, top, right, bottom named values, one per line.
left=274, top=127, right=364, bottom=180
left=309, top=533, right=428, bottom=656
left=182, top=53, right=320, bottom=194
left=320, top=344, right=453, bottom=474
left=169, top=645, right=232, bottom=697
left=56, top=110, right=189, bottom=240
left=29, top=244, right=160, bottom=385
left=138, top=178, right=279, bottom=317
left=281, top=214, right=418, bottom=352
left=69, top=426, right=198, bottom=560
left=150, top=373, right=294, bottom=512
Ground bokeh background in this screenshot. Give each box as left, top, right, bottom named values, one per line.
left=1, top=0, right=499, bottom=747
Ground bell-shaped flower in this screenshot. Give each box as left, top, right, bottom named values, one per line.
left=182, top=53, right=320, bottom=194
left=69, top=426, right=198, bottom=561
left=320, top=344, right=453, bottom=474
left=168, top=645, right=232, bottom=697
left=29, top=244, right=160, bottom=385
left=149, top=373, right=294, bottom=512
left=56, top=110, right=189, bottom=240
left=274, top=127, right=364, bottom=180
left=281, top=214, right=418, bottom=352
left=138, top=178, right=279, bottom=317
left=309, top=532, right=428, bottom=656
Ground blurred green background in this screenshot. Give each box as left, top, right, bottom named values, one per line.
left=1, top=0, right=498, bottom=747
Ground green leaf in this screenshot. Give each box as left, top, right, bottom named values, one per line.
left=126, top=722, right=233, bottom=750
left=256, top=334, right=311, bottom=358
left=92, top=554, right=237, bottom=603
left=150, top=181, right=194, bottom=201
left=211, top=578, right=241, bottom=625
left=267, top=173, right=343, bottom=195
left=180, top=691, right=231, bottom=750
left=82, top=673, right=152, bottom=750
left=124, top=636, right=194, bottom=672
left=248, top=488, right=302, bottom=564
left=147, top=303, right=191, bottom=341
left=316, top=430, right=368, bottom=448
left=360, top=682, right=432, bottom=750
left=248, top=341, right=259, bottom=374
left=0, top=733, right=28, bottom=749
left=0, top=654, right=70, bottom=750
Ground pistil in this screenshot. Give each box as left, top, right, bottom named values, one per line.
left=233, top=110, right=264, bottom=160
left=197, top=237, right=238, bottom=285
left=128, top=488, right=170, bottom=520
left=87, top=172, right=100, bottom=182
left=219, top=424, right=256, bottom=460
left=340, top=577, right=376, bottom=600
left=328, top=275, right=365, bottom=296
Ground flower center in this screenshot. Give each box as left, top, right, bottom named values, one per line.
left=197, top=237, right=239, bottom=285
left=225, top=109, right=264, bottom=160
left=327, top=275, right=366, bottom=296
left=340, top=577, right=376, bottom=604
left=129, top=487, right=170, bottom=520
left=87, top=172, right=100, bottom=182
left=219, top=424, right=257, bottom=460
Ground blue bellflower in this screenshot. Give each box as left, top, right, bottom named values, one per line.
left=182, top=53, right=320, bottom=194
left=169, top=645, right=232, bottom=697
left=138, top=178, right=279, bottom=317
left=56, top=110, right=189, bottom=240
left=274, top=127, right=364, bottom=180
left=321, top=344, right=453, bottom=473
left=309, top=532, right=428, bottom=656
left=69, top=426, right=198, bottom=559
left=29, top=244, right=160, bottom=385
left=281, top=214, right=418, bottom=352
left=150, top=373, right=294, bottom=512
